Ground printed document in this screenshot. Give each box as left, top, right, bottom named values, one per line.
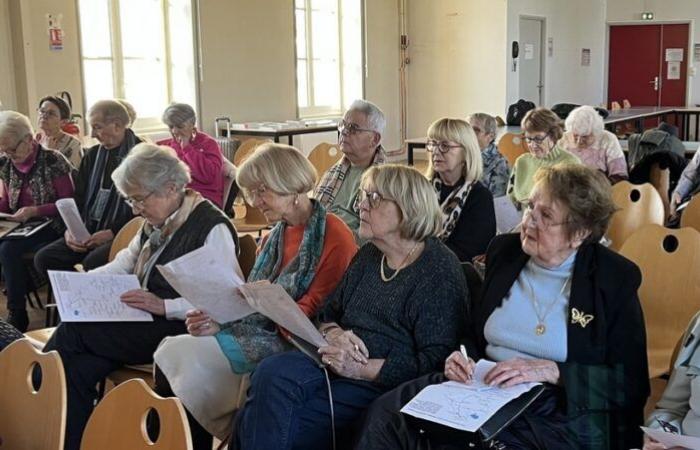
left=494, top=196, right=522, bottom=234
left=642, top=426, right=700, bottom=449
left=56, top=198, right=91, bottom=242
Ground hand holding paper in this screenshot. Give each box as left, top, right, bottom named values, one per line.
left=56, top=198, right=91, bottom=243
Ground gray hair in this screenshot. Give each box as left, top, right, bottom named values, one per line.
left=467, top=112, right=497, bottom=138
left=88, top=100, right=130, bottom=127
left=0, top=111, right=34, bottom=144
left=116, top=99, right=137, bottom=127
left=112, top=143, right=191, bottom=195
left=347, top=99, right=386, bottom=138
left=565, top=105, right=604, bottom=137
left=162, top=103, right=197, bottom=128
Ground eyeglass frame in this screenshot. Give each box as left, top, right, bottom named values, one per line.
left=123, top=191, right=155, bottom=209
left=522, top=200, right=571, bottom=230
left=358, top=189, right=394, bottom=210
left=37, top=108, right=61, bottom=119
left=244, top=184, right=271, bottom=204
left=523, top=132, right=552, bottom=145
left=337, top=120, right=376, bottom=136
left=425, top=139, right=464, bottom=154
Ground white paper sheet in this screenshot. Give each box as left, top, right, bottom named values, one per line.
left=494, top=196, right=523, bottom=234
left=56, top=198, right=91, bottom=242
left=48, top=270, right=153, bottom=322
left=238, top=281, right=327, bottom=348
left=401, top=360, right=540, bottom=432
left=156, top=245, right=253, bottom=323
left=642, top=426, right=700, bottom=449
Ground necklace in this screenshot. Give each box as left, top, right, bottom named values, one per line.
left=523, top=270, right=571, bottom=336
left=380, top=242, right=420, bottom=282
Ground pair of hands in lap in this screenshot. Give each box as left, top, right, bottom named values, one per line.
left=444, top=351, right=560, bottom=387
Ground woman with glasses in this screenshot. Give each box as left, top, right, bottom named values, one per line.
left=43, top=143, right=241, bottom=450
left=357, top=164, right=649, bottom=450
left=152, top=142, right=357, bottom=450
left=425, top=118, right=496, bottom=262
left=561, top=105, right=628, bottom=184
left=233, top=164, right=467, bottom=450
left=35, top=95, right=83, bottom=167
left=507, top=107, right=580, bottom=208
left=0, top=111, right=74, bottom=331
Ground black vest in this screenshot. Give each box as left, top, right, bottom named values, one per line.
left=140, top=201, right=238, bottom=300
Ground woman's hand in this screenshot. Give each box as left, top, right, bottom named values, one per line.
left=85, top=229, right=114, bottom=249
left=669, top=192, right=682, bottom=219
left=642, top=435, right=668, bottom=450
left=185, top=309, right=220, bottom=336
left=484, top=358, right=560, bottom=388
left=9, top=206, right=38, bottom=223
left=318, top=345, right=366, bottom=380
left=444, top=351, right=476, bottom=383
left=120, top=289, right=165, bottom=316
left=323, top=327, right=369, bottom=364
left=65, top=230, right=87, bottom=253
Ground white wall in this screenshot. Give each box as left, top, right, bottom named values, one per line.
left=607, top=0, right=700, bottom=106
left=0, top=0, right=17, bottom=110
left=506, top=0, right=607, bottom=109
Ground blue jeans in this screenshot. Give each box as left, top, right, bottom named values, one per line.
left=234, top=351, right=385, bottom=450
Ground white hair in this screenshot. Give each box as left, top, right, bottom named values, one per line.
left=347, top=99, right=386, bottom=139
left=565, top=105, right=604, bottom=137
left=112, top=143, right=191, bottom=195
left=0, top=110, right=34, bottom=144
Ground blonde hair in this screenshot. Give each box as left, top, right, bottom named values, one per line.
left=425, top=118, right=483, bottom=183
left=362, top=164, right=442, bottom=241
left=236, top=143, right=317, bottom=195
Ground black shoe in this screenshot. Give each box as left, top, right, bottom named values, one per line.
left=7, top=309, right=29, bottom=333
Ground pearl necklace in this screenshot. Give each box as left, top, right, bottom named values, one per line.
left=380, top=242, right=420, bottom=282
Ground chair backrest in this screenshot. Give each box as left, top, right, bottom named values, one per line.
left=607, top=181, right=665, bottom=251
left=496, top=132, right=528, bottom=167
left=648, top=162, right=671, bottom=218
left=623, top=99, right=632, bottom=109
left=680, top=194, right=700, bottom=232
left=619, top=225, right=700, bottom=377
left=0, top=338, right=66, bottom=450
left=80, top=378, right=192, bottom=450
left=109, top=217, right=145, bottom=262
left=460, top=262, right=484, bottom=311
left=611, top=101, right=622, bottom=110
left=221, top=159, right=238, bottom=218
left=237, top=234, right=258, bottom=280
left=233, top=139, right=267, bottom=166
left=308, top=142, right=342, bottom=177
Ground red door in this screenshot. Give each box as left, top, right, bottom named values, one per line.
left=608, top=24, right=688, bottom=107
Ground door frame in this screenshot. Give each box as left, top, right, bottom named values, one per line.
left=518, top=15, right=547, bottom=106
left=604, top=20, right=693, bottom=107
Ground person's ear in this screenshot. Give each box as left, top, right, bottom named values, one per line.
left=370, top=132, right=381, bottom=148
left=570, top=228, right=590, bottom=249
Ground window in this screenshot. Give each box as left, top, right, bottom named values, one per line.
left=77, top=0, right=197, bottom=131
left=295, top=0, right=363, bottom=118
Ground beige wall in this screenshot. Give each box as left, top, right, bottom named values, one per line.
left=0, top=0, right=17, bottom=110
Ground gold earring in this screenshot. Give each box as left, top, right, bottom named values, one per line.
left=294, top=194, right=299, bottom=206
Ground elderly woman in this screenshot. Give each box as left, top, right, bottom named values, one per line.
left=35, top=95, right=83, bottom=167
left=357, top=164, right=649, bottom=450
left=561, top=105, right=628, bottom=184
left=468, top=112, right=510, bottom=197
left=507, top=107, right=580, bottom=208
left=34, top=99, right=140, bottom=275
left=0, top=111, right=74, bottom=331
left=43, top=143, right=239, bottom=450
left=232, top=164, right=467, bottom=450
left=152, top=143, right=357, bottom=450
left=426, top=118, right=496, bottom=262
left=157, top=103, right=224, bottom=207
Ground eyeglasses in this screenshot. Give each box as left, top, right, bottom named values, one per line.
left=124, top=191, right=155, bottom=209
left=471, top=126, right=483, bottom=134
left=338, top=120, right=375, bottom=136
left=359, top=189, right=392, bottom=209
left=426, top=140, right=463, bottom=154
left=523, top=201, right=570, bottom=230
left=523, top=134, right=550, bottom=145
left=37, top=109, right=60, bottom=118
left=244, top=185, right=269, bottom=203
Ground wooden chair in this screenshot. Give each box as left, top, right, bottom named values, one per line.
left=619, top=224, right=700, bottom=378
left=496, top=133, right=528, bottom=167
left=611, top=101, right=622, bottom=110
left=649, top=162, right=671, bottom=218
left=680, top=194, right=700, bottom=232
left=623, top=99, right=632, bottom=109
left=237, top=234, right=258, bottom=280
left=0, top=338, right=66, bottom=450
left=232, top=201, right=270, bottom=236
left=109, top=217, right=145, bottom=262
left=607, top=181, right=665, bottom=251
left=308, top=142, right=342, bottom=177
left=80, top=379, right=192, bottom=450
left=233, top=139, right=267, bottom=166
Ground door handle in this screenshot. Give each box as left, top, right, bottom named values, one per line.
left=649, top=76, right=659, bottom=91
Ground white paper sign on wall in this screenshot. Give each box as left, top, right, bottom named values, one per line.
left=666, top=48, right=684, bottom=62
left=668, top=61, right=681, bottom=80
left=524, top=44, right=534, bottom=60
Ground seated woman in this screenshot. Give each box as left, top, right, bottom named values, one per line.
left=425, top=117, right=496, bottom=262
left=467, top=112, right=510, bottom=197
left=232, top=164, right=467, bottom=450
left=507, top=107, right=580, bottom=208
left=35, top=95, right=83, bottom=167
left=43, top=143, right=239, bottom=450
left=157, top=103, right=224, bottom=207
left=153, top=143, right=357, bottom=450
left=561, top=105, right=628, bottom=184
left=644, top=311, right=700, bottom=449
left=0, top=111, right=74, bottom=331
left=358, top=164, right=649, bottom=450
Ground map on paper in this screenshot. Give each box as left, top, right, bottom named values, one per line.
left=48, top=270, right=153, bottom=322
left=642, top=426, right=700, bottom=449
left=401, top=360, right=540, bottom=432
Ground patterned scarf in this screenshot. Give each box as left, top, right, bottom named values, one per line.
left=432, top=176, right=474, bottom=240
left=314, top=145, right=386, bottom=213
left=133, top=189, right=204, bottom=283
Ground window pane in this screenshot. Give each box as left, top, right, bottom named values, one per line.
left=123, top=59, right=168, bottom=118
left=167, top=0, right=197, bottom=108
left=311, top=9, right=339, bottom=60
left=341, top=0, right=363, bottom=107
left=78, top=0, right=112, bottom=58
left=120, top=0, right=166, bottom=59
left=83, top=60, right=114, bottom=109
left=313, top=60, right=340, bottom=108
left=297, top=60, right=308, bottom=108
left=295, top=0, right=305, bottom=8
left=295, top=9, right=306, bottom=59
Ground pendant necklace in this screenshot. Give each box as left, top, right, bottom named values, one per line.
left=380, top=242, right=420, bottom=282
left=523, top=271, right=571, bottom=335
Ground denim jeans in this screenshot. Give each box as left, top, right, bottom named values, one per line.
left=234, top=351, right=385, bottom=450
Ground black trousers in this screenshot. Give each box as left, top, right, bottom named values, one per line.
left=33, top=237, right=112, bottom=275
left=43, top=317, right=187, bottom=450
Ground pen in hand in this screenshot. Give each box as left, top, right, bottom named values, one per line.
left=460, top=344, right=473, bottom=381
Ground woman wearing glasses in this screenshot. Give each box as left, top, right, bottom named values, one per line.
left=425, top=118, right=496, bottom=262
left=35, top=95, right=83, bottom=167
left=153, top=142, right=357, bottom=450
left=233, top=164, right=467, bottom=450
left=507, top=107, right=580, bottom=208
left=357, top=164, right=649, bottom=450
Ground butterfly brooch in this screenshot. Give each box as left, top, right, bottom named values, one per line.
left=570, top=308, right=594, bottom=328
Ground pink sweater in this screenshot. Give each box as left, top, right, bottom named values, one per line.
left=158, top=131, right=224, bottom=207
